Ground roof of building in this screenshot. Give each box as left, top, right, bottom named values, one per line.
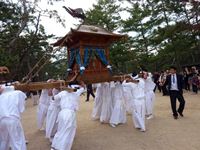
left=53, top=24, right=126, bottom=47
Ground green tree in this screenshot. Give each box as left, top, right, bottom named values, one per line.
left=85, top=0, right=122, bottom=31
left=0, top=0, right=66, bottom=81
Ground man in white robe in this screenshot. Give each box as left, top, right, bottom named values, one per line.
left=46, top=88, right=60, bottom=141
left=37, top=88, right=51, bottom=130
left=0, top=85, right=27, bottom=150
left=100, top=82, right=113, bottom=123
left=144, top=72, right=156, bottom=119
left=91, top=83, right=103, bottom=120
left=37, top=78, right=55, bottom=130
left=51, top=82, right=85, bottom=150
left=109, top=82, right=126, bottom=127
left=30, top=91, right=39, bottom=106
left=124, top=73, right=146, bottom=132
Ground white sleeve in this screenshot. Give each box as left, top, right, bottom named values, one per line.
left=149, top=81, right=156, bottom=91
left=123, top=82, right=137, bottom=89
left=110, top=81, right=115, bottom=88
left=17, top=91, right=27, bottom=113
left=122, top=82, right=132, bottom=87
left=75, top=87, right=85, bottom=96
left=54, top=92, right=62, bottom=101
left=141, top=80, right=146, bottom=89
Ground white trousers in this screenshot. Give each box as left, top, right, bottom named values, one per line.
left=131, top=98, right=146, bottom=131
left=145, top=91, right=155, bottom=115
left=52, top=109, right=76, bottom=150
left=37, top=103, right=48, bottom=129
left=0, top=117, right=26, bottom=150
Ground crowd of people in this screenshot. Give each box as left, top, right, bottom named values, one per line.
left=0, top=78, right=86, bottom=150
left=0, top=66, right=190, bottom=150
left=153, top=66, right=200, bottom=95
left=91, top=71, right=156, bottom=132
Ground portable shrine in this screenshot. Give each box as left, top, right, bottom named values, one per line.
left=53, top=24, right=125, bottom=83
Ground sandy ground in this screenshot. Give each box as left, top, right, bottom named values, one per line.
left=22, top=91, right=200, bottom=150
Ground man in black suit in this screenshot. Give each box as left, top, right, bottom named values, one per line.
left=85, top=84, right=95, bottom=102
left=165, top=66, right=185, bottom=119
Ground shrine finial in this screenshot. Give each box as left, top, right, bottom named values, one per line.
left=63, top=6, right=86, bottom=20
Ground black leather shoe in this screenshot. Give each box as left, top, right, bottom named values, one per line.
left=178, top=111, right=184, bottom=117
left=173, top=116, right=178, bottom=119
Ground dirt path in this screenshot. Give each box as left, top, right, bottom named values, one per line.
left=22, top=92, right=200, bottom=150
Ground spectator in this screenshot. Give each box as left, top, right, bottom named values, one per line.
left=153, top=72, right=161, bottom=92
left=159, top=71, right=169, bottom=96
left=191, top=66, right=199, bottom=94
left=85, top=84, right=95, bottom=102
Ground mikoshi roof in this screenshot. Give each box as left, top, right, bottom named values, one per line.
left=53, top=24, right=126, bottom=47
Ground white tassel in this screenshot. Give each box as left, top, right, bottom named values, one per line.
left=80, top=66, right=85, bottom=70
left=106, top=65, right=112, bottom=69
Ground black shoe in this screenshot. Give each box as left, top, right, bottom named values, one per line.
left=85, top=100, right=89, bottom=102
left=178, top=111, right=184, bottom=117
left=173, top=116, right=178, bottom=119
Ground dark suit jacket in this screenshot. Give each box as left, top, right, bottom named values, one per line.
left=86, top=84, right=93, bottom=92
left=165, top=74, right=184, bottom=93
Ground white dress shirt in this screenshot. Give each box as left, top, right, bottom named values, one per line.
left=170, top=74, right=178, bottom=91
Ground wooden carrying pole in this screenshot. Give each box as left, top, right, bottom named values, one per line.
left=14, top=81, right=74, bottom=92
left=15, top=72, right=79, bottom=92
left=14, top=74, right=132, bottom=92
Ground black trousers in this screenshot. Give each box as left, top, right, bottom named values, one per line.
left=86, top=90, right=95, bottom=101
left=154, top=83, right=161, bottom=92
left=184, top=80, right=190, bottom=91
left=162, top=85, right=168, bottom=96
left=169, top=90, right=185, bottom=116
left=192, top=84, right=198, bottom=93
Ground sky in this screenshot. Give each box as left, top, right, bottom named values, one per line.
left=39, top=0, right=97, bottom=38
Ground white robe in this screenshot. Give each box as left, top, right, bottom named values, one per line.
left=0, top=89, right=27, bottom=150
left=124, top=79, right=146, bottom=131
left=110, top=82, right=126, bottom=125
left=144, top=77, right=156, bottom=116
left=46, top=89, right=60, bottom=139
left=37, top=89, right=50, bottom=129
left=91, top=84, right=103, bottom=120
left=52, top=87, right=84, bottom=150
left=110, top=81, right=116, bottom=108
left=122, top=82, right=133, bottom=114
left=31, top=92, right=39, bottom=105
left=100, top=82, right=113, bottom=123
